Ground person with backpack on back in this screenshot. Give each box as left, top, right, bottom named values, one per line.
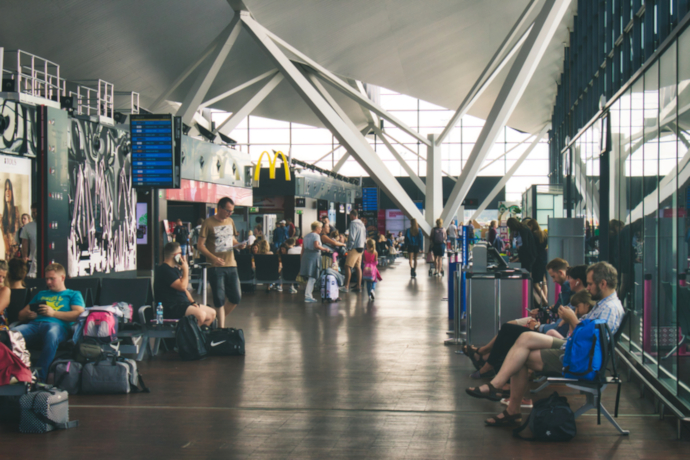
left=12, top=263, right=84, bottom=382
left=465, top=262, right=624, bottom=428
left=405, top=219, right=423, bottom=278
left=363, top=238, right=382, bottom=301
left=431, top=218, right=446, bottom=277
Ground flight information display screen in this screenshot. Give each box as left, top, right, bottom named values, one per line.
left=130, top=114, right=180, bottom=188
left=362, top=187, right=378, bottom=211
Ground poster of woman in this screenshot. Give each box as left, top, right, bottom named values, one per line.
left=0, top=155, right=31, bottom=260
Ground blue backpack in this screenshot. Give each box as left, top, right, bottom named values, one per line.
left=562, top=319, right=609, bottom=381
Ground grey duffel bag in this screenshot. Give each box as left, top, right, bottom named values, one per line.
left=81, top=356, right=150, bottom=394
left=19, top=387, right=79, bottom=433
left=47, top=359, right=83, bottom=395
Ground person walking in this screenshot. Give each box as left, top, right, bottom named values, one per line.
left=447, top=220, right=458, bottom=252
left=430, top=218, right=447, bottom=277
left=405, top=219, right=423, bottom=278
left=301, top=221, right=331, bottom=302
left=363, top=238, right=382, bottom=301
left=341, top=210, right=366, bottom=293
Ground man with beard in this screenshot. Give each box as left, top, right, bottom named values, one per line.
left=465, top=262, right=624, bottom=427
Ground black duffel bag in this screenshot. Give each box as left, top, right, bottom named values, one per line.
left=513, top=392, right=576, bottom=441
left=205, top=328, right=245, bottom=356
left=176, top=315, right=208, bottom=360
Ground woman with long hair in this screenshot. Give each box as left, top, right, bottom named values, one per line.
left=1, top=179, right=20, bottom=260
left=526, top=219, right=548, bottom=306
left=431, top=218, right=447, bottom=277
left=405, top=218, right=423, bottom=278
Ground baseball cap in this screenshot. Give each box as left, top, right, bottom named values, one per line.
left=279, top=220, right=286, bottom=224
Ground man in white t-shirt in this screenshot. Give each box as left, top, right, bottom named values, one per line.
left=447, top=221, right=458, bottom=251
left=21, top=204, right=38, bottom=278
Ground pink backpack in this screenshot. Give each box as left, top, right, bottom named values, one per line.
left=84, top=311, right=118, bottom=343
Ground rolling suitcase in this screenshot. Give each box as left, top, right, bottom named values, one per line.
left=320, top=271, right=339, bottom=302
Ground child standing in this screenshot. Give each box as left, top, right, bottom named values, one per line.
left=363, top=238, right=383, bottom=301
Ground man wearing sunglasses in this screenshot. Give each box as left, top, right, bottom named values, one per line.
left=197, top=197, right=246, bottom=328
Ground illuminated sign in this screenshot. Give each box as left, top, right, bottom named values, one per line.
left=254, top=150, right=291, bottom=181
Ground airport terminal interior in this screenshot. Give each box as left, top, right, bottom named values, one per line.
left=1, top=0, right=690, bottom=458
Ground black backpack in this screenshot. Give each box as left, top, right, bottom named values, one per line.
left=513, top=392, right=576, bottom=441
left=176, top=316, right=208, bottom=360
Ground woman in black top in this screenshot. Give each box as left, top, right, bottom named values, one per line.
left=526, top=219, right=548, bottom=306
left=506, top=217, right=537, bottom=276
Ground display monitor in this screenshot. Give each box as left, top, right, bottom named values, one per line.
left=130, top=114, right=180, bottom=188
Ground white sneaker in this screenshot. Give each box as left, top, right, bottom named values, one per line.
left=339, top=286, right=349, bottom=293
left=304, top=297, right=318, bottom=303
left=275, top=285, right=283, bottom=292
left=289, top=286, right=298, bottom=294
left=500, top=398, right=533, bottom=408
left=369, top=289, right=375, bottom=299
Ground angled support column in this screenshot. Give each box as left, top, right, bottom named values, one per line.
left=426, top=133, right=442, bottom=231
left=264, top=29, right=429, bottom=146
left=176, top=16, right=242, bottom=124
left=150, top=22, right=236, bottom=111
left=347, top=78, right=380, bottom=127
left=215, top=72, right=284, bottom=134
left=374, top=126, right=425, bottom=193
left=199, top=69, right=278, bottom=109
left=479, top=133, right=535, bottom=172
left=470, top=125, right=549, bottom=221
left=436, top=0, right=538, bottom=146
left=381, top=131, right=456, bottom=181
left=440, top=0, right=572, bottom=226
left=333, top=126, right=370, bottom=172
left=313, top=144, right=342, bottom=165
left=241, top=13, right=430, bottom=234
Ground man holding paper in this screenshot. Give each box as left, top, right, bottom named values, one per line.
left=197, top=197, right=246, bottom=328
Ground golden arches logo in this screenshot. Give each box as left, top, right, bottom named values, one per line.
left=254, top=151, right=291, bottom=181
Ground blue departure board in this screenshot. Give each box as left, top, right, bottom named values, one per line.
left=130, top=114, right=180, bottom=188
left=362, top=187, right=378, bottom=211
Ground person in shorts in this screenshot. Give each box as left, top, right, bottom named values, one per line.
left=341, top=210, right=366, bottom=293
left=173, top=219, right=190, bottom=261
left=154, top=242, right=216, bottom=326
left=404, top=219, right=423, bottom=278
left=197, top=197, right=246, bottom=328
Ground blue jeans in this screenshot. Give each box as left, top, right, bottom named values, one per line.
left=365, top=280, right=377, bottom=292
left=13, top=322, right=68, bottom=381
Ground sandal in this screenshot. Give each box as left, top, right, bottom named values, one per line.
left=485, top=409, right=522, bottom=427
left=462, top=345, right=486, bottom=370
left=465, top=383, right=503, bottom=402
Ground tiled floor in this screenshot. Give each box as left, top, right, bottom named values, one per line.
left=1, top=258, right=689, bottom=459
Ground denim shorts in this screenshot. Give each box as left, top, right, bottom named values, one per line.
left=208, top=266, right=242, bottom=308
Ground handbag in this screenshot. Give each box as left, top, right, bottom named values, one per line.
left=19, top=386, right=79, bottom=433
left=205, top=328, right=245, bottom=356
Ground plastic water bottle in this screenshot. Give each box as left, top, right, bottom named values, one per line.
left=156, top=302, right=164, bottom=325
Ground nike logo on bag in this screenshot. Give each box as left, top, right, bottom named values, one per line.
left=210, top=340, right=226, bottom=347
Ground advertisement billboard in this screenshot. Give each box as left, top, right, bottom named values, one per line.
left=0, top=154, right=31, bottom=260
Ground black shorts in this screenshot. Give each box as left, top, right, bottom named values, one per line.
left=432, top=243, right=445, bottom=257
left=209, top=266, right=242, bottom=308
left=408, top=245, right=420, bottom=254
left=164, top=303, right=192, bottom=320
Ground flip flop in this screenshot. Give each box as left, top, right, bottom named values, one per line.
left=485, top=409, right=522, bottom=427
left=465, top=383, right=502, bottom=402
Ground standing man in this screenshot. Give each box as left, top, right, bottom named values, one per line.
left=13, top=263, right=84, bottom=381
left=173, top=219, right=190, bottom=262
left=447, top=220, right=458, bottom=252
left=21, top=203, right=38, bottom=278
left=274, top=220, right=288, bottom=252
left=341, top=210, right=366, bottom=293
left=197, top=197, right=246, bottom=328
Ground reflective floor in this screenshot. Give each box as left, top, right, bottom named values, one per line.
left=1, top=259, right=689, bottom=459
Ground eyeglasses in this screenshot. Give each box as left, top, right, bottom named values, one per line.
left=220, top=207, right=234, bottom=214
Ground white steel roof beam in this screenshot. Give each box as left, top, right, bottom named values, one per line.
left=440, top=0, right=572, bottom=226
left=215, top=71, right=284, bottom=135
left=241, top=13, right=430, bottom=235
left=332, top=126, right=370, bottom=173
left=175, top=16, right=242, bottom=124
left=373, top=126, right=425, bottom=193
left=470, top=125, right=549, bottom=221
left=261, top=27, right=430, bottom=146
left=436, top=0, right=538, bottom=146
left=479, top=132, right=536, bottom=172
left=199, top=69, right=278, bottom=109
left=380, top=131, right=456, bottom=181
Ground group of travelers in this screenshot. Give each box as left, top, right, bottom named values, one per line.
left=462, top=259, right=625, bottom=427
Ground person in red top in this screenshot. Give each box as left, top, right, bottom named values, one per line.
left=286, top=218, right=296, bottom=238
left=363, top=239, right=382, bottom=301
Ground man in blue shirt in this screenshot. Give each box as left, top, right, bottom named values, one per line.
left=13, top=263, right=85, bottom=381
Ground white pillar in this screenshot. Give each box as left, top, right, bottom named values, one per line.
left=425, top=133, right=442, bottom=233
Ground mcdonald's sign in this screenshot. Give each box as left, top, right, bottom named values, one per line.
left=254, top=151, right=291, bottom=181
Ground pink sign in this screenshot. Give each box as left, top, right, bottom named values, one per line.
left=166, top=179, right=253, bottom=206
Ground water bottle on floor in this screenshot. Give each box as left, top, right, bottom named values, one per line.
left=156, top=302, right=164, bottom=325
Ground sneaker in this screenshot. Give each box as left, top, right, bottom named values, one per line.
left=304, top=297, right=318, bottom=303
left=369, top=294, right=374, bottom=301
left=369, top=289, right=375, bottom=299
left=411, top=268, right=414, bottom=278
left=339, top=286, right=349, bottom=293
left=500, top=398, right=533, bottom=408
left=289, top=286, right=298, bottom=294
left=441, top=270, right=445, bottom=277
left=275, top=285, right=283, bottom=292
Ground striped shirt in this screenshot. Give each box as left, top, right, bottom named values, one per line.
left=582, top=292, right=625, bottom=334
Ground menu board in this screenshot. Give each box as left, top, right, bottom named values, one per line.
left=130, top=114, right=180, bottom=188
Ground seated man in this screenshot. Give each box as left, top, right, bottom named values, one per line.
left=154, top=242, right=216, bottom=326
left=13, top=263, right=85, bottom=381
left=466, top=262, right=625, bottom=427
left=463, top=259, right=578, bottom=373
